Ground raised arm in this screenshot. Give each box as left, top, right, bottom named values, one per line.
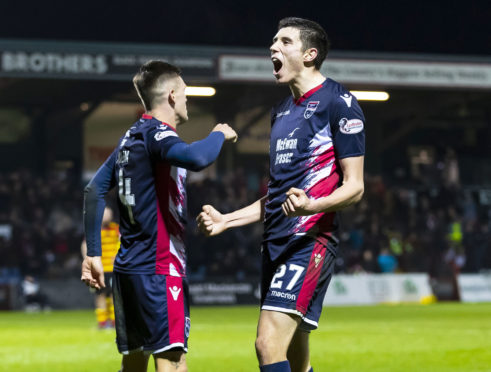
left=151, top=123, right=237, bottom=172
left=197, top=196, right=267, bottom=236
left=282, top=156, right=364, bottom=216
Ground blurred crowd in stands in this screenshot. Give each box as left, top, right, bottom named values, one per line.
left=0, top=169, right=83, bottom=282
left=185, top=158, right=491, bottom=281
left=0, top=149, right=490, bottom=286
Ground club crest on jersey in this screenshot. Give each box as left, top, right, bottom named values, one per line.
left=339, top=118, right=364, bottom=134
left=304, top=101, right=320, bottom=119
left=314, top=253, right=323, bottom=268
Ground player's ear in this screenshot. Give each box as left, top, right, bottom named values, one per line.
left=168, top=89, right=176, bottom=107
left=303, top=48, right=318, bottom=64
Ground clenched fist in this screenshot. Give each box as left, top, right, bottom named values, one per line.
left=212, top=123, right=238, bottom=143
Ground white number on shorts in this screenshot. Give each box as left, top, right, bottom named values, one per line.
left=270, top=264, right=305, bottom=290
left=286, top=264, right=304, bottom=290
left=270, top=264, right=286, bottom=289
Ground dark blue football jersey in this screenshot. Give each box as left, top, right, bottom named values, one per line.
left=264, top=78, right=365, bottom=259
left=114, top=114, right=190, bottom=276
left=85, top=114, right=225, bottom=276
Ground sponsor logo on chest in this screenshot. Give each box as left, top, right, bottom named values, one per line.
left=274, top=129, right=299, bottom=165
left=276, top=137, right=297, bottom=151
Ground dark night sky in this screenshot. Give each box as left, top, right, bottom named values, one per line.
left=0, top=0, right=490, bottom=56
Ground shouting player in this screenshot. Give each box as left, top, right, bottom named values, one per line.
left=81, top=60, right=237, bottom=372
left=197, top=17, right=365, bottom=372
left=81, top=206, right=119, bottom=329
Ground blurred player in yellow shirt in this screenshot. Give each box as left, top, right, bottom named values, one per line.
left=81, top=206, right=120, bottom=329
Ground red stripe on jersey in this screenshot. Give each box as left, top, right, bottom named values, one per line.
left=167, top=175, right=185, bottom=239
left=297, top=165, right=339, bottom=234
left=310, top=147, right=336, bottom=172
left=296, top=237, right=328, bottom=314
left=166, top=276, right=185, bottom=345
left=294, top=83, right=323, bottom=105
left=307, top=161, right=339, bottom=196
left=155, top=163, right=186, bottom=275
left=142, top=114, right=153, bottom=119
left=155, top=162, right=172, bottom=274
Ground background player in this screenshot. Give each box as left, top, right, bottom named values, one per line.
left=81, top=206, right=119, bottom=329
left=81, top=60, right=237, bottom=372
left=197, top=17, right=365, bottom=372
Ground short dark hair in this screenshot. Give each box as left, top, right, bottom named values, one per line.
left=133, top=61, right=181, bottom=111
left=278, top=17, right=330, bottom=70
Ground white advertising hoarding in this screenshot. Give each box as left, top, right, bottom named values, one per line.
left=457, top=274, right=491, bottom=303
left=323, top=273, right=433, bottom=306
left=219, top=55, right=491, bottom=88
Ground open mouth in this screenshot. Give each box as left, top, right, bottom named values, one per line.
left=272, top=57, right=283, bottom=74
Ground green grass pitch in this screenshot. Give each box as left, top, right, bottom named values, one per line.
left=1, top=303, right=490, bottom=371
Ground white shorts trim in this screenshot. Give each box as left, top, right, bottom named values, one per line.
left=261, top=305, right=304, bottom=318
left=149, top=342, right=187, bottom=355
left=302, top=317, right=318, bottom=327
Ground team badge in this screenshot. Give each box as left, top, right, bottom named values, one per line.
left=339, top=118, right=364, bottom=134
left=314, top=253, right=323, bottom=268
left=304, top=101, right=320, bottom=119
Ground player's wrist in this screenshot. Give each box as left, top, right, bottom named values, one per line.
left=308, top=198, right=323, bottom=214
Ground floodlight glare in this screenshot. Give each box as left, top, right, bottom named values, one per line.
left=185, top=87, right=216, bottom=96
left=350, top=91, right=389, bottom=101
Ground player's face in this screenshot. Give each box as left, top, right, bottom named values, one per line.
left=174, top=77, right=188, bottom=124
left=270, top=27, right=305, bottom=84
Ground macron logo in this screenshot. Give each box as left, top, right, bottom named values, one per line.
left=340, top=94, right=352, bottom=107
left=169, top=286, right=181, bottom=301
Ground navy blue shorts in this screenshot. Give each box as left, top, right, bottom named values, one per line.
left=112, top=273, right=190, bottom=355
left=261, top=235, right=336, bottom=331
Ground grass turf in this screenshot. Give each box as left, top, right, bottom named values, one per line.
left=0, top=303, right=490, bottom=371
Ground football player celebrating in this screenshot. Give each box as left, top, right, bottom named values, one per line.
left=82, top=60, right=237, bottom=372
left=197, top=17, right=365, bottom=372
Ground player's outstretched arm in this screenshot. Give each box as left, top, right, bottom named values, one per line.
left=282, top=156, right=364, bottom=216
left=197, top=196, right=267, bottom=236
left=162, top=124, right=238, bottom=172
left=81, top=256, right=105, bottom=289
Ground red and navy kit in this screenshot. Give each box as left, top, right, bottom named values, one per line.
left=84, top=114, right=225, bottom=276
left=83, top=114, right=225, bottom=353
left=264, top=78, right=366, bottom=259
left=261, top=78, right=366, bottom=329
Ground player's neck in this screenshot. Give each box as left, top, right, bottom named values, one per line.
left=147, top=107, right=177, bottom=129
left=288, top=70, right=326, bottom=100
